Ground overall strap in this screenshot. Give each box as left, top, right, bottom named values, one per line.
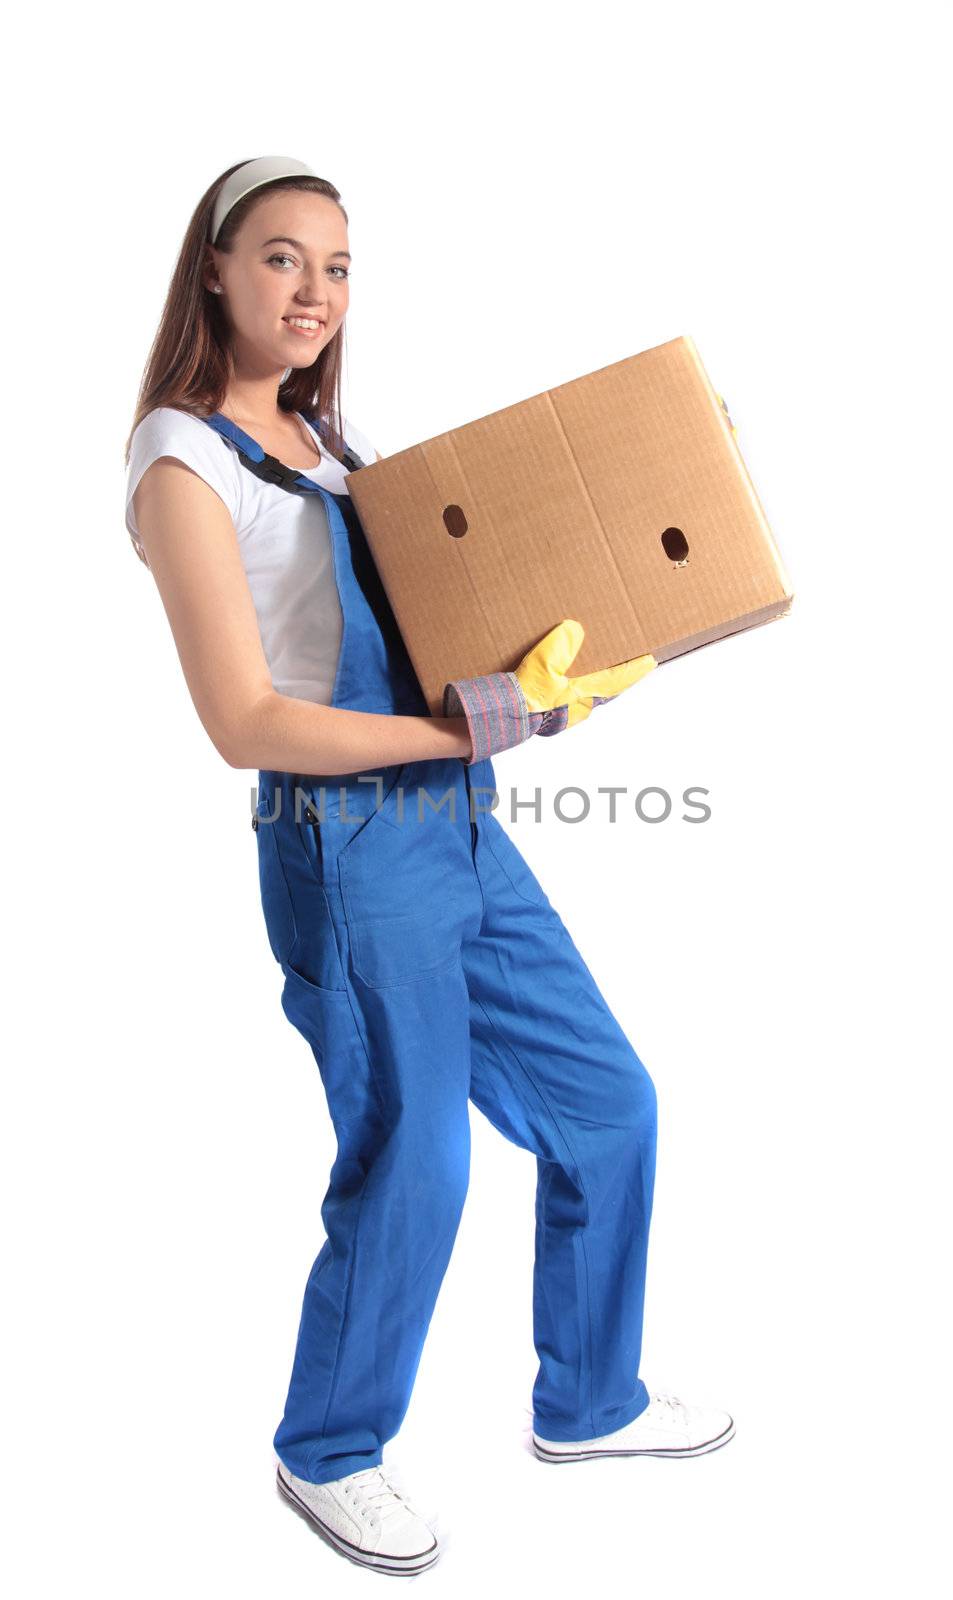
left=202, top=410, right=366, bottom=493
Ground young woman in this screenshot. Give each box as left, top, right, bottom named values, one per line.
left=124, top=155, right=734, bottom=1577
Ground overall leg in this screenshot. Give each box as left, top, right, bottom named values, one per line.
left=463, top=808, right=658, bottom=1443
left=259, top=764, right=484, bottom=1485
left=272, top=960, right=475, bottom=1484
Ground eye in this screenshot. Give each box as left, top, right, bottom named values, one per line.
left=267, top=254, right=349, bottom=279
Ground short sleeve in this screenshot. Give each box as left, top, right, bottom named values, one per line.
left=125, top=407, right=241, bottom=556
left=342, top=418, right=380, bottom=465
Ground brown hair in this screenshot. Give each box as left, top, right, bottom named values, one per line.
left=123, top=159, right=350, bottom=565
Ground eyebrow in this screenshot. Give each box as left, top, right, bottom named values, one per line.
left=260, top=235, right=351, bottom=261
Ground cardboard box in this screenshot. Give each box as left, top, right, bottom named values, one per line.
left=345, top=335, right=794, bottom=716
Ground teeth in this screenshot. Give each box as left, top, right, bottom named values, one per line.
left=285, top=317, right=322, bottom=329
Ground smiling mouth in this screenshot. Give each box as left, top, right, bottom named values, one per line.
left=283, top=317, right=325, bottom=335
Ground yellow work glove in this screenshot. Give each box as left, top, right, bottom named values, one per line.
left=442, top=619, right=657, bottom=764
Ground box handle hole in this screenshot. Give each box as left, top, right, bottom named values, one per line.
left=443, top=504, right=469, bottom=540
left=661, top=526, right=690, bottom=564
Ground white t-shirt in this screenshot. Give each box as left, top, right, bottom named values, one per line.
left=125, top=407, right=379, bottom=706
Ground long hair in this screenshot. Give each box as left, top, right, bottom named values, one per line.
left=123, top=159, right=350, bottom=565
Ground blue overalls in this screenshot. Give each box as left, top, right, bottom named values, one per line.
left=204, top=411, right=658, bottom=1486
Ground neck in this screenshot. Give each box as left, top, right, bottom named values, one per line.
left=219, top=371, right=288, bottom=430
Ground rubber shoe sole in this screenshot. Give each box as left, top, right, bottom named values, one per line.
left=276, top=1463, right=441, bottom=1575
left=533, top=1414, right=735, bottom=1463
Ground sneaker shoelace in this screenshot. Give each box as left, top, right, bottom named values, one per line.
left=653, top=1390, right=688, bottom=1420
left=342, top=1465, right=418, bottom=1527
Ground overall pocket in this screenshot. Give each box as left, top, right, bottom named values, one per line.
left=338, top=768, right=482, bottom=988
left=279, top=963, right=387, bottom=1136
left=257, top=799, right=347, bottom=993
left=256, top=806, right=297, bottom=966
left=292, top=781, right=331, bottom=883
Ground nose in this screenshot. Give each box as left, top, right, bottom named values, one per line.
left=291, top=275, right=331, bottom=314
left=292, top=291, right=328, bottom=314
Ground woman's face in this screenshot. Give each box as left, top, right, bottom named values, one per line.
left=207, top=190, right=350, bottom=374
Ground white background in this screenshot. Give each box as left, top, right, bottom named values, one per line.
left=4, top=1, right=949, bottom=1594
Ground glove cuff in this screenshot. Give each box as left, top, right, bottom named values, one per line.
left=442, top=671, right=545, bottom=763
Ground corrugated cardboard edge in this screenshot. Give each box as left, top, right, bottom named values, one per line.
left=682, top=334, right=795, bottom=603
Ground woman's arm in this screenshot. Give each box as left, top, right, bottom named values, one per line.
left=133, top=458, right=472, bottom=773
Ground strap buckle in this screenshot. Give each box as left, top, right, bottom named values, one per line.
left=237, top=446, right=309, bottom=494
left=256, top=451, right=307, bottom=491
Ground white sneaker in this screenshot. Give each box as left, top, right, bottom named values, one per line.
left=276, top=1458, right=441, bottom=1574
left=533, top=1390, right=735, bottom=1462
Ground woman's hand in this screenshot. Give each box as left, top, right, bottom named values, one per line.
left=443, top=619, right=657, bottom=764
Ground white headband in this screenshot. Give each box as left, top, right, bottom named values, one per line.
left=210, top=155, right=319, bottom=244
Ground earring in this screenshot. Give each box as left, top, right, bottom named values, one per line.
left=212, top=285, right=223, bottom=294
